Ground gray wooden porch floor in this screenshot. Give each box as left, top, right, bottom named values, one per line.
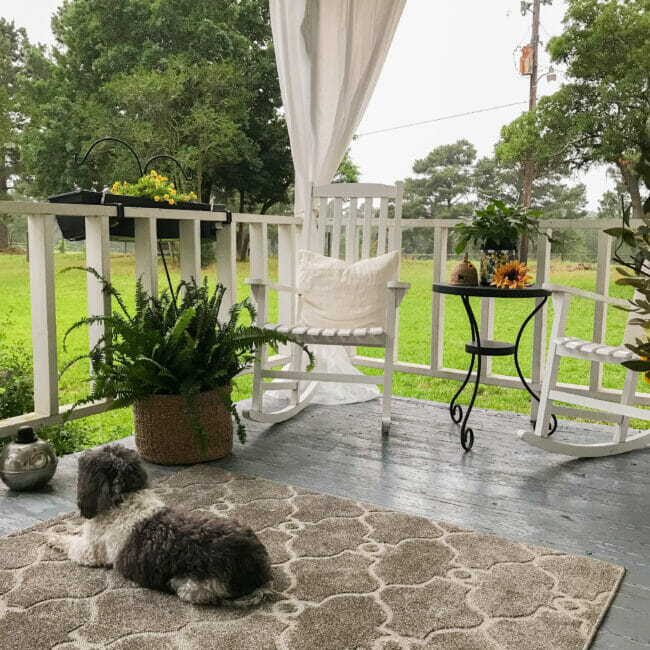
left=1, top=396, right=648, bottom=648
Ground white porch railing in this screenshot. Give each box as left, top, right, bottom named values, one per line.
left=0, top=200, right=642, bottom=438
left=0, top=201, right=300, bottom=437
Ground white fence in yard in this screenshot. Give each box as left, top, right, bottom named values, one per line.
left=0, top=200, right=642, bottom=438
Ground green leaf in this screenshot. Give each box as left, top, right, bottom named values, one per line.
left=622, top=360, right=650, bottom=372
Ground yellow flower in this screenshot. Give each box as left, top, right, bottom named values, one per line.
left=170, top=189, right=176, bottom=195
left=640, top=357, right=650, bottom=383
left=169, top=183, right=174, bottom=188
left=163, top=194, right=169, bottom=200
left=154, top=195, right=160, bottom=202
left=491, top=260, right=532, bottom=289
left=150, top=170, right=157, bottom=176
left=169, top=198, right=175, bottom=205
left=161, top=176, right=168, bottom=181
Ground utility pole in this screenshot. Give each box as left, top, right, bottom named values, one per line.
left=520, top=0, right=544, bottom=264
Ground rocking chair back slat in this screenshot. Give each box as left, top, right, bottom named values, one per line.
left=362, top=198, right=373, bottom=259
left=331, top=197, right=343, bottom=259
left=346, top=197, right=358, bottom=263
left=390, top=181, right=404, bottom=253
left=377, top=196, right=389, bottom=256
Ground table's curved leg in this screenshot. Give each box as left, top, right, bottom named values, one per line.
left=514, top=295, right=558, bottom=435
left=450, top=351, right=475, bottom=424
left=459, top=295, right=479, bottom=451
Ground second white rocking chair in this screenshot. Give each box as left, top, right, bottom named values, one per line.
left=518, top=283, right=650, bottom=457
left=244, top=182, right=409, bottom=433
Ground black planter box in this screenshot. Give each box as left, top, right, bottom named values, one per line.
left=48, top=190, right=232, bottom=241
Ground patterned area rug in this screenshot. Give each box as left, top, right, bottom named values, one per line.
left=0, top=465, right=623, bottom=650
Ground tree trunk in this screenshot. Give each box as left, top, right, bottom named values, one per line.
left=237, top=228, right=250, bottom=262
left=0, top=222, right=8, bottom=250
left=260, top=199, right=275, bottom=215
left=617, top=160, right=644, bottom=219
left=236, top=190, right=249, bottom=261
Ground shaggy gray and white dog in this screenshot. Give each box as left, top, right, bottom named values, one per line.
left=47, top=444, right=272, bottom=606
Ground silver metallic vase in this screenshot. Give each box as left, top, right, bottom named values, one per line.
left=0, top=426, right=57, bottom=491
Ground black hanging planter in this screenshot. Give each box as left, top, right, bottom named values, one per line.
left=49, top=190, right=230, bottom=241
left=48, top=137, right=232, bottom=241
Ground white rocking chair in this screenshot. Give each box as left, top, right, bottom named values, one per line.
left=244, top=182, right=409, bottom=433
left=518, top=283, right=650, bottom=457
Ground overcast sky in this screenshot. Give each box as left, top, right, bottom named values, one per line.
left=4, top=0, right=611, bottom=210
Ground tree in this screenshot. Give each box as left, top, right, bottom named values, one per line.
left=472, top=156, right=522, bottom=206
left=17, top=0, right=293, bottom=260
left=400, top=140, right=477, bottom=255
left=333, top=150, right=360, bottom=183
left=598, top=191, right=624, bottom=220
left=0, top=19, right=31, bottom=249
left=404, top=140, right=476, bottom=220
left=498, top=0, right=650, bottom=218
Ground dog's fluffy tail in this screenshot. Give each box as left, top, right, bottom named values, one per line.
left=225, top=582, right=276, bottom=608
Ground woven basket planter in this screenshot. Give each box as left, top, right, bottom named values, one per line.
left=133, top=387, right=233, bottom=465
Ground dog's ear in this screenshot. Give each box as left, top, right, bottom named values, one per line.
left=77, top=453, right=114, bottom=519
left=76, top=445, right=149, bottom=518
left=112, top=446, right=149, bottom=495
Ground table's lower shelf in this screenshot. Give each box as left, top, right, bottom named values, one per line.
left=465, top=340, right=515, bottom=356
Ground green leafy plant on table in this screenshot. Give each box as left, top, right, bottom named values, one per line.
left=62, top=269, right=314, bottom=456
left=454, top=199, right=551, bottom=253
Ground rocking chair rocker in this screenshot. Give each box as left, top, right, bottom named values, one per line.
left=518, top=284, right=650, bottom=457
left=243, top=182, right=408, bottom=433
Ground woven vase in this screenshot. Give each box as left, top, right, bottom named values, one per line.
left=133, top=387, right=233, bottom=465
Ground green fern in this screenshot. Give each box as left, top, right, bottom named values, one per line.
left=62, top=269, right=314, bottom=453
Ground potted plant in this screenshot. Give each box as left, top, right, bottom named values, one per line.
left=62, top=270, right=313, bottom=464
left=454, top=199, right=550, bottom=285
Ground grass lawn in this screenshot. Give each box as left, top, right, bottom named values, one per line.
left=1, top=250, right=645, bottom=451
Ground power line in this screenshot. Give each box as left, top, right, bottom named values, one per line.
left=356, top=101, right=528, bottom=137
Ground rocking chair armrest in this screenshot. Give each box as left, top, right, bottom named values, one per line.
left=245, top=278, right=299, bottom=294
left=543, top=283, right=630, bottom=308
left=386, top=281, right=410, bottom=310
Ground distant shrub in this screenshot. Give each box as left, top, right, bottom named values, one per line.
left=0, top=313, right=98, bottom=456
left=39, top=420, right=94, bottom=456
left=0, top=312, right=33, bottom=419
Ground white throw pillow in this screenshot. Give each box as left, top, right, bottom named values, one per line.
left=296, top=249, right=400, bottom=329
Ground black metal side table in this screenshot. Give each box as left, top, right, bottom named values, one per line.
left=433, top=283, right=557, bottom=451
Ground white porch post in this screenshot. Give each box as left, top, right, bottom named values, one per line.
left=27, top=214, right=59, bottom=416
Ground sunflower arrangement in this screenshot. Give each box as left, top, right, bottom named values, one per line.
left=109, top=170, right=198, bottom=205
left=491, top=260, right=531, bottom=289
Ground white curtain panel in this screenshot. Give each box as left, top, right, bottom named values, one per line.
left=269, top=0, right=406, bottom=249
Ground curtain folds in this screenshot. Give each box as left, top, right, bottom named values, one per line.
left=269, top=0, right=406, bottom=248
